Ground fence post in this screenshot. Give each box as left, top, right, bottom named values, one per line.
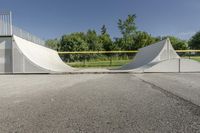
left=84, top=55, right=86, bottom=67
left=109, top=54, right=112, bottom=66
left=189, top=52, right=191, bottom=59
left=178, top=58, right=181, bottom=73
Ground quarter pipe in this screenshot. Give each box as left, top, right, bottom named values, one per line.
left=12, top=35, right=73, bottom=73
left=0, top=35, right=73, bottom=73
left=121, top=38, right=200, bottom=72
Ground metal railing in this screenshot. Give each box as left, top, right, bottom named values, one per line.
left=0, top=11, right=45, bottom=46
left=12, top=26, right=45, bottom=45
left=0, top=11, right=12, bottom=36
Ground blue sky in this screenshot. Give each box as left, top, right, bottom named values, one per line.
left=1, top=0, right=200, bottom=40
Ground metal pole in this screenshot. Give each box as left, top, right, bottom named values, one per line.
left=84, top=55, right=86, bottom=67
left=10, top=11, right=13, bottom=35
left=189, top=52, right=191, bottom=59
left=110, top=54, right=112, bottom=66
left=178, top=58, right=181, bottom=73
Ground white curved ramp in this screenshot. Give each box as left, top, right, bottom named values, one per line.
left=121, top=38, right=180, bottom=70
left=121, top=38, right=200, bottom=72
left=13, top=35, right=73, bottom=73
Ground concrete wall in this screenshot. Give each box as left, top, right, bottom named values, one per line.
left=0, top=37, right=12, bottom=73
left=143, top=59, right=200, bottom=73
left=144, top=59, right=180, bottom=73
left=180, top=59, right=200, bottom=72
left=13, top=35, right=73, bottom=73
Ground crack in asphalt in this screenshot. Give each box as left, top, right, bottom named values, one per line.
left=135, top=75, right=200, bottom=117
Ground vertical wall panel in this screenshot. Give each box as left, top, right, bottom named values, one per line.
left=0, top=37, right=12, bottom=73
left=0, top=12, right=12, bottom=36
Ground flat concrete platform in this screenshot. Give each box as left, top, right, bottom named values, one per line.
left=0, top=73, right=200, bottom=132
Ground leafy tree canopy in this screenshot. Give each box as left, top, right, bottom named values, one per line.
left=189, top=31, right=200, bottom=49
left=46, top=13, right=190, bottom=58
left=118, top=14, right=137, bottom=38
left=101, top=25, right=107, bottom=35
left=132, top=31, right=156, bottom=50
left=60, top=32, right=88, bottom=52
left=45, top=39, right=59, bottom=50
left=86, top=29, right=103, bottom=51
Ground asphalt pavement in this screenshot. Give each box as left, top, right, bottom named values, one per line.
left=0, top=74, right=200, bottom=133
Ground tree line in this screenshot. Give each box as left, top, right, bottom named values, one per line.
left=46, top=14, right=200, bottom=62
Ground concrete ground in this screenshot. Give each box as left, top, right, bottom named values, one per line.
left=0, top=73, right=200, bottom=133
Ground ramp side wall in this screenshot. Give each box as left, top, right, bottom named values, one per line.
left=13, top=35, right=72, bottom=73
left=0, top=37, right=12, bottom=73
left=12, top=38, right=49, bottom=73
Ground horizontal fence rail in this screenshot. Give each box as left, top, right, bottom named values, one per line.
left=176, top=50, right=200, bottom=53
left=58, top=51, right=138, bottom=54
left=58, top=50, right=200, bottom=54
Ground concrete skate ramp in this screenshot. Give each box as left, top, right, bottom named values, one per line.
left=121, top=38, right=200, bottom=72
left=121, top=38, right=180, bottom=70
left=13, top=35, right=73, bottom=73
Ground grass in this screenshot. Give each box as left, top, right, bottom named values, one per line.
left=67, top=56, right=200, bottom=68
left=191, top=57, right=200, bottom=62
left=67, top=59, right=132, bottom=68
left=182, top=56, right=200, bottom=62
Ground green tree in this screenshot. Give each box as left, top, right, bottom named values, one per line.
left=132, top=31, right=156, bottom=50
left=154, top=36, right=163, bottom=42
left=59, top=32, right=89, bottom=61
left=117, top=14, right=137, bottom=50
left=86, top=29, right=103, bottom=51
left=45, top=39, right=59, bottom=50
left=99, top=25, right=115, bottom=51
left=101, top=25, right=107, bottom=35
left=189, top=31, right=200, bottom=49
left=118, top=14, right=137, bottom=38
left=99, top=34, right=115, bottom=51
left=114, top=38, right=123, bottom=50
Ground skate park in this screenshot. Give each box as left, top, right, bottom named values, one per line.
left=1, top=12, right=200, bottom=74
left=1, top=7, right=200, bottom=133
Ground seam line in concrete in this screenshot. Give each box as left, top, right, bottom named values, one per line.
left=135, top=75, right=200, bottom=109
